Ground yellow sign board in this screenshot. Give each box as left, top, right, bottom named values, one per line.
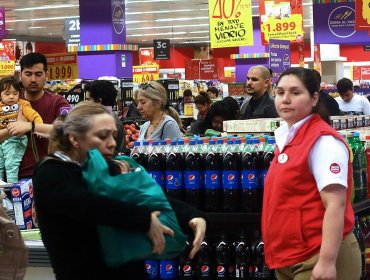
left=133, top=65, right=159, bottom=83
left=45, top=53, right=79, bottom=80
left=209, top=0, right=254, bottom=48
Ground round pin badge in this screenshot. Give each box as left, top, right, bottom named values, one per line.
left=278, top=153, right=288, bottom=164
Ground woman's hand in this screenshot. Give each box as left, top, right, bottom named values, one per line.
left=188, top=217, right=206, bottom=259
left=147, top=211, right=174, bottom=254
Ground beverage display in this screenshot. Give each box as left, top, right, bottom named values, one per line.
left=165, top=141, right=184, bottom=201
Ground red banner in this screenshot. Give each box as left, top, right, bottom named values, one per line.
left=353, top=66, right=370, bottom=80
left=355, top=0, right=370, bottom=31
left=185, top=59, right=224, bottom=80
left=139, top=48, right=158, bottom=65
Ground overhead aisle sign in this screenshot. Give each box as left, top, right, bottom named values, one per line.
left=313, top=2, right=370, bottom=44
left=208, top=0, right=254, bottom=48
left=268, top=39, right=291, bottom=83
left=259, top=0, right=304, bottom=45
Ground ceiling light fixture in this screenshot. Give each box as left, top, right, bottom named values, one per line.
left=155, top=16, right=209, bottom=22
left=14, top=4, right=79, bottom=11
left=127, top=23, right=209, bottom=31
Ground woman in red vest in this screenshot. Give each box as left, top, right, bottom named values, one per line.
left=262, top=67, right=361, bottom=280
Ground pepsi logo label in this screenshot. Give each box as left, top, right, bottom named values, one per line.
left=227, top=174, right=235, bottom=181
left=248, top=173, right=255, bottom=180
left=183, top=265, right=192, bottom=273
left=330, top=163, right=341, bottom=174
left=217, top=266, right=225, bottom=274
left=211, top=174, right=218, bottom=181
left=11, top=188, right=20, bottom=197
left=145, top=264, right=151, bottom=270
left=167, top=175, right=174, bottom=181
left=165, top=264, right=173, bottom=271
left=201, top=265, right=210, bottom=274
left=188, top=175, right=195, bottom=181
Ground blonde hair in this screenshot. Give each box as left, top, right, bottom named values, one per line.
left=134, top=81, right=182, bottom=127
left=48, top=101, right=110, bottom=153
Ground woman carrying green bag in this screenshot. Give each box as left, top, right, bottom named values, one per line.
left=32, top=102, right=208, bottom=280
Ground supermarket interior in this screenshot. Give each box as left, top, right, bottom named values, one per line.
left=2, top=0, right=370, bottom=279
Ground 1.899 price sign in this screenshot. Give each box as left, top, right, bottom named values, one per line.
left=48, top=64, right=78, bottom=80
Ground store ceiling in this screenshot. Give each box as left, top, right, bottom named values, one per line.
left=2, top=0, right=313, bottom=47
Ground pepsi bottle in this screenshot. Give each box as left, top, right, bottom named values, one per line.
left=197, top=239, right=213, bottom=279
left=165, top=141, right=184, bottom=201
left=130, top=140, right=149, bottom=170
left=254, top=239, right=273, bottom=280
left=261, top=138, right=276, bottom=191
left=184, top=140, right=203, bottom=209
left=147, top=141, right=165, bottom=189
left=179, top=241, right=196, bottom=280
left=241, top=139, right=259, bottom=212
left=222, top=140, right=241, bottom=212
left=234, top=233, right=253, bottom=280
left=214, top=234, right=233, bottom=279
left=145, top=259, right=159, bottom=280
left=160, top=259, right=178, bottom=280
left=204, top=139, right=223, bottom=212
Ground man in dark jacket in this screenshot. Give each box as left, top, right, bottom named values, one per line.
left=240, top=65, right=278, bottom=119
left=312, top=69, right=341, bottom=116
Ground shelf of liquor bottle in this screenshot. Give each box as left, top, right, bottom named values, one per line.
left=353, top=199, right=370, bottom=214
left=207, top=212, right=262, bottom=224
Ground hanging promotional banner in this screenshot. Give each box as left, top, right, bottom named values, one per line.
left=297, top=42, right=305, bottom=67
left=353, top=66, right=370, bottom=80
left=185, top=59, right=225, bottom=80
left=132, top=65, right=159, bottom=83
left=0, top=40, right=15, bottom=77
left=269, top=39, right=291, bottom=83
left=259, top=0, right=304, bottom=45
left=0, top=7, right=8, bottom=42
left=313, top=2, right=369, bottom=44
left=355, top=0, right=370, bottom=31
left=313, top=44, right=322, bottom=74
left=139, top=48, right=159, bottom=65
left=208, top=0, right=254, bottom=48
left=45, top=53, right=79, bottom=80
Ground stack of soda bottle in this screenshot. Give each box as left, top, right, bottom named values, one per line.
left=130, top=136, right=276, bottom=212
left=145, top=232, right=276, bottom=280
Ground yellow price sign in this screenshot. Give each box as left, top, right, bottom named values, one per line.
left=132, top=65, right=159, bottom=83
left=209, top=0, right=254, bottom=48
left=0, top=61, right=15, bottom=77
left=45, top=53, right=79, bottom=80
left=261, top=14, right=304, bottom=42
left=48, top=64, right=78, bottom=80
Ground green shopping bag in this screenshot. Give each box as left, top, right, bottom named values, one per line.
left=82, top=149, right=187, bottom=267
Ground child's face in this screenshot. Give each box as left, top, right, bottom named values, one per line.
left=1, top=85, right=19, bottom=106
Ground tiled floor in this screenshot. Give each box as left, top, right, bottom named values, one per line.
left=25, top=267, right=55, bottom=280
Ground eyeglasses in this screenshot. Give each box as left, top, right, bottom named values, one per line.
left=139, top=82, right=156, bottom=90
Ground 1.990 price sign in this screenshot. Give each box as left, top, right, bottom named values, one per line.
left=48, top=64, right=78, bottom=80
left=60, top=91, right=84, bottom=106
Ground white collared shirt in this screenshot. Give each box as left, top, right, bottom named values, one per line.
left=274, top=114, right=349, bottom=191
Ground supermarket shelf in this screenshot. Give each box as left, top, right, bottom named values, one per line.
left=207, top=212, right=261, bottom=224
left=353, top=199, right=370, bottom=215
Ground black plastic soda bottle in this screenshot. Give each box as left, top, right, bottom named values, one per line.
left=204, top=139, right=223, bottom=212
left=184, top=140, right=203, bottom=209
left=165, top=141, right=184, bottom=201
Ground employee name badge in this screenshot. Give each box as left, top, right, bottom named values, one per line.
left=278, top=153, right=288, bottom=164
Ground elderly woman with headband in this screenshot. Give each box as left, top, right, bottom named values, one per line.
left=135, top=81, right=183, bottom=141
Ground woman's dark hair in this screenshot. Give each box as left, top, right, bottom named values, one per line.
left=203, top=101, right=235, bottom=132
left=221, top=96, right=240, bottom=119
left=84, top=80, right=117, bottom=107
left=276, top=67, right=330, bottom=125
left=194, top=91, right=212, bottom=106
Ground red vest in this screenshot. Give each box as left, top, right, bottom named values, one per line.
left=262, top=114, right=354, bottom=269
